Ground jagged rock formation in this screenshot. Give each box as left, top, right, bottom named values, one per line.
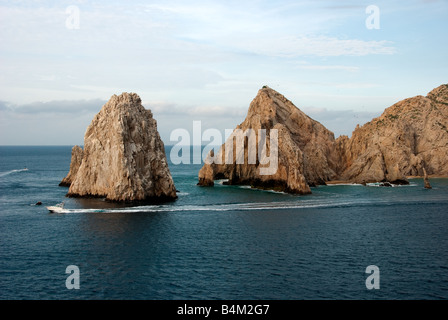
left=198, top=86, right=339, bottom=194
left=198, top=84, right=448, bottom=193
left=423, top=168, right=432, bottom=189
left=59, top=145, right=83, bottom=187
left=337, top=84, right=448, bottom=184
left=66, top=92, right=177, bottom=202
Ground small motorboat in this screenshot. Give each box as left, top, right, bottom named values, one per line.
left=46, top=202, right=65, bottom=213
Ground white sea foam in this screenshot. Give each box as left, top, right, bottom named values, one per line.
left=49, top=199, right=359, bottom=214
left=47, top=182, right=446, bottom=215
left=234, top=185, right=289, bottom=195
left=366, top=182, right=416, bottom=188
left=325, top=183, right=363, bottom=186
left=0, top=168, right=28, bottom=177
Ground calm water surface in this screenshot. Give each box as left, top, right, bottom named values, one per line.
left=1, top=146, right=447, bottom=299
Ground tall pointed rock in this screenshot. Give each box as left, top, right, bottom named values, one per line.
left=198, top=86, right=339, bottom=194
left=67, top=92, right=177, bottom=202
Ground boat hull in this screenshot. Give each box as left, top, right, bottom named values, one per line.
left=46, top=206, right=64, bottom=213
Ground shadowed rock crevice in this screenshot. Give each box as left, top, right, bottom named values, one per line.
left=59, top=145, right=83, bottom=187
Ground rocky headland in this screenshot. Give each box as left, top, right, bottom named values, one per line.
left=337, top=84, right=448, bottom=184
left=198, top=84, right=448, bottom=193
left=62, top=92, right=177, bottom=202
left=198, top=86, right=339, bottom=194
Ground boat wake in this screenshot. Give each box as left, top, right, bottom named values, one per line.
left=46, top=198, right=403, bottom=214
left=49, top=202, right=341, bottom=214
left=0, top=168, right=28, bottom=177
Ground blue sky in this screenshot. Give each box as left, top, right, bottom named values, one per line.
left=0, top=0, right=447, bottom=145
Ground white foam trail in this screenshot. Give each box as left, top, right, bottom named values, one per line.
left=325, top=183, right=363, bottom=186
left=366, top=182, right=415, bottom=188
left=0, top=168, right=28, bottom=177
left=50, top=199, right=360, bottom=214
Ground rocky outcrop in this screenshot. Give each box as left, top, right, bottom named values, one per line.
left=198, top=84, right=448, bottom=194
left=338, top=84, right=448, bottom=184
left=66, top=92, right=177, bottom=202
left=423, top=168, right=432, bottom=189
left=59, top=145, right=83, bottom=187
left=198, top=86, right=338, bottom=194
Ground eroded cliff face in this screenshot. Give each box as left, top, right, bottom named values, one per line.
left=198, top=84, right=448, bottom=193
left=66, top=92, right=177, bottom=202
left=198, top=86, right=339, bottom=194
left=338, top=84, right=448, bottom=183
left=59, top=145, right=83, bottom=187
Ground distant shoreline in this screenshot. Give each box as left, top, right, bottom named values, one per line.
left=326, top=176, right=448, bottom=185
left=325, top=180, right=358, bottom=185
left=406, top=175, right=448, bottom=179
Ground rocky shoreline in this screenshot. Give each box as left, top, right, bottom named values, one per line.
left=325, top=176, right=442, bottom=185
left=198, top=84, right=448, bottom=193
left=60, top=84, right=447, bottom=199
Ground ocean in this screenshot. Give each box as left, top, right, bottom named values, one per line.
left=0, top=146, right=447, bottom=300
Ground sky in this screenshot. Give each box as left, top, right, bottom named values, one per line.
left=0, top=0, right=447, bottom=145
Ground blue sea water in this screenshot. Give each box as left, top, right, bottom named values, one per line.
left=0, top=146, right=447, bottom=300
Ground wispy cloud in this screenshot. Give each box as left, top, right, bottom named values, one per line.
left=2, top=99, right=106, bottom=115
left=127, top=2, right=397, bottom=58
left=296, top=65, right=360, bottom=72
left=234, top=35, right=396, bottom=57
left=0, top=0, right=445, bottom=145
left=148, top=102, right=246, bottom=118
